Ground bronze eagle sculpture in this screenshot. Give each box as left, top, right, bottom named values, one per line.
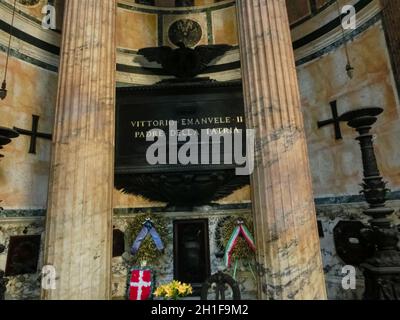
left=137, top=42, right=233, bottom=79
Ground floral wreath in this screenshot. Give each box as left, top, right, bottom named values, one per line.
left=125, top=213, right=168, bottom=265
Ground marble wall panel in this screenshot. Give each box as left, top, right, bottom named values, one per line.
left=0, top=52, right=56, bottom=209
left=299, top=22, right=400, bottom=199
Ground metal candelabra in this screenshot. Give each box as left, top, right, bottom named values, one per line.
left=0, top=126, right=19, bottom=159
left=0, top=126, right=19, bottom=211
left=341, top=107, right=400, bottom=300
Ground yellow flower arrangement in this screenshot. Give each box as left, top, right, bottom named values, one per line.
left=154, top=280, right=193, bottom=300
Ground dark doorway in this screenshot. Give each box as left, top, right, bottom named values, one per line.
left=174, top=219, right=210, bottom=294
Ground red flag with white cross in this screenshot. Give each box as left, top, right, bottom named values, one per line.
left=129, top=269, right=153, bottom=300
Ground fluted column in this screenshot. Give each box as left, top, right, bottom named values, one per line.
left=236, top=0, right=326, bottom=299
left=42, top=0, right=116, bottom=300
left=381, top=0, right=400, bottom=94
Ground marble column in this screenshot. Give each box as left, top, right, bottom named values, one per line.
left=42, top=0, right=116, bottom=300
left=236, top=0, right=327, bottom=299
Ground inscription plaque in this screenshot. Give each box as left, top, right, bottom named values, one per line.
left=114, top=81, right=249, bottom=205
left=115, top=81, right=246, bottom=174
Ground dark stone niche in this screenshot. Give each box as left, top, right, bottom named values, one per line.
left=5, top=235, right=41, bottom=277
left=113, top=229, right=125, bottom=258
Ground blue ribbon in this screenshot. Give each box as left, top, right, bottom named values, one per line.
left=131, top=220, right=164, bottom=255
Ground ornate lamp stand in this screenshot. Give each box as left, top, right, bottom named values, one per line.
left=0, top=126, right=19, bottom=211
left=341, top=107, right=400, bottom=300
left=0, top=126, right=19, bottom=159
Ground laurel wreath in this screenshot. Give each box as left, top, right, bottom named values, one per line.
left=125, top=213, right=169, bottom=265
left=216, top=215, right=255, bottom=264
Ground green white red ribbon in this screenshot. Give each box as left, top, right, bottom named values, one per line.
left=224, top=221, right=256, bottom=268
